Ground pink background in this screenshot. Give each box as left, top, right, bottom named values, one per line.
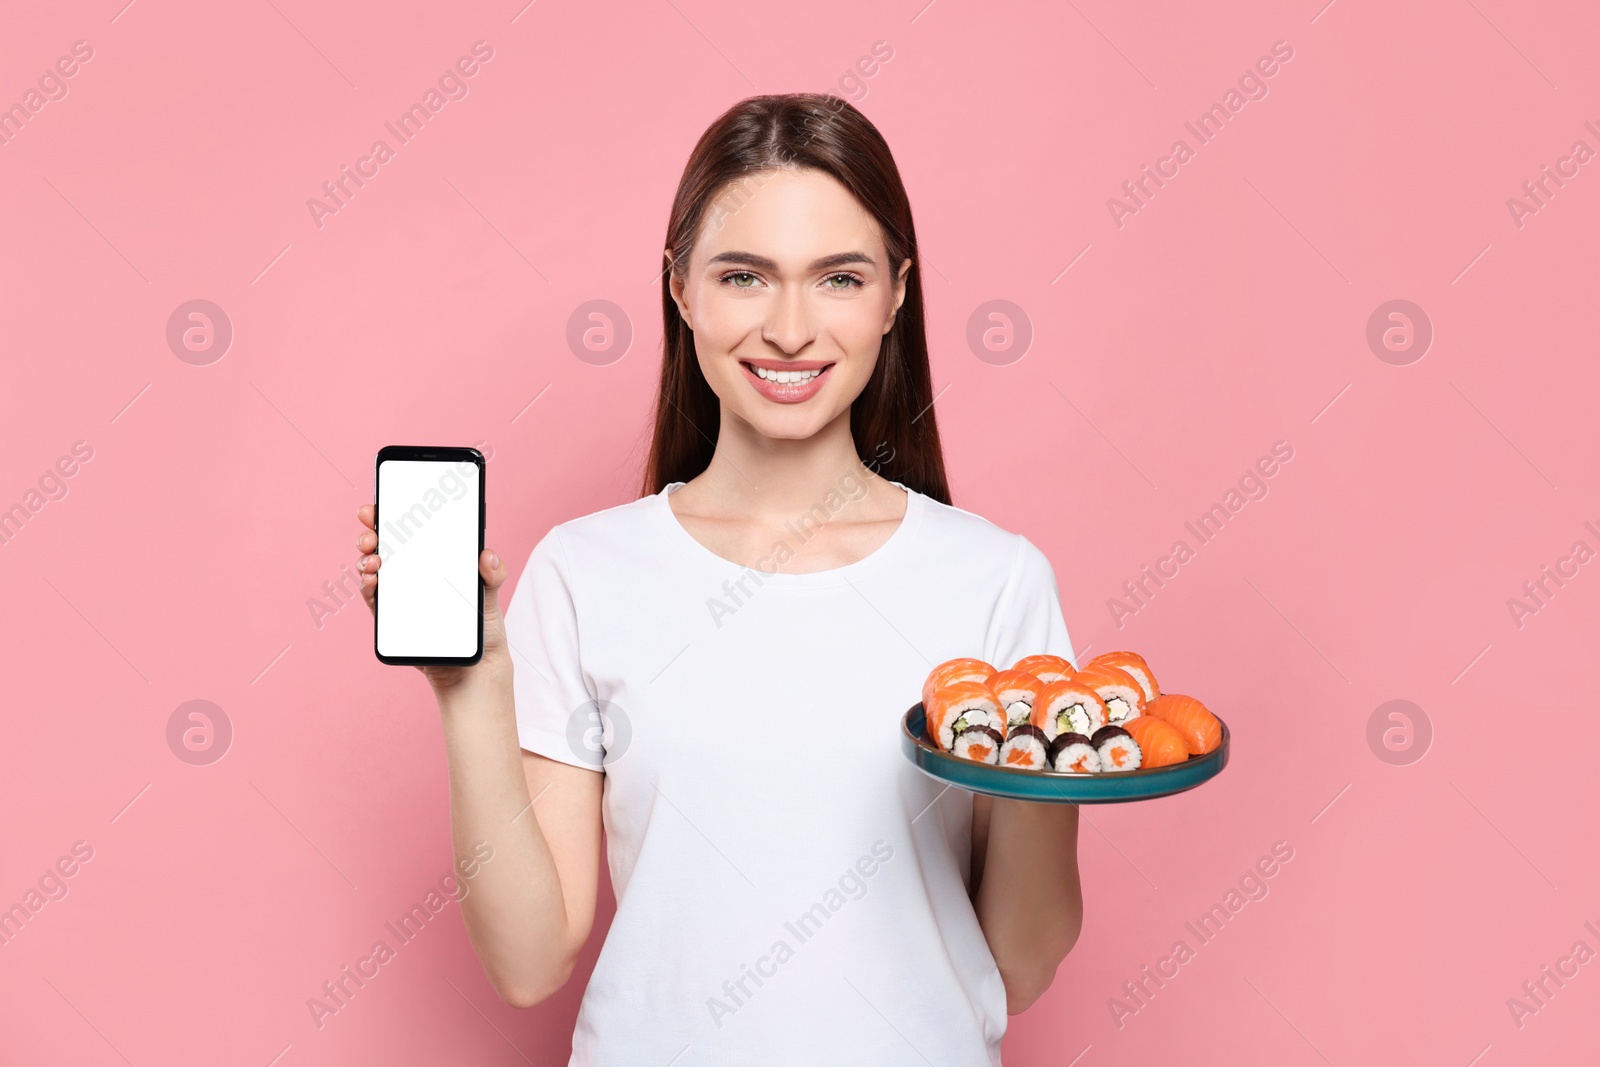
left=2, top=1, right=1596, bottom=1064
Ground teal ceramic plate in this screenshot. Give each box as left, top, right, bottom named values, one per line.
left=901, top=704, right=1229, bottom=804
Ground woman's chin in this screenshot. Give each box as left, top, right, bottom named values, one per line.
left=732, top=404, right=840, bottom=442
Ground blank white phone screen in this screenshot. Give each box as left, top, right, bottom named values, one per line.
left=376, top=459, right=480, bottom=658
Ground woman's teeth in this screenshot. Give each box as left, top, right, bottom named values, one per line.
left=753, top=366, right=822, bottom=384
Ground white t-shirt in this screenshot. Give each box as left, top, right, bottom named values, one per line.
left=503, top=479, right=1074, bottom=1066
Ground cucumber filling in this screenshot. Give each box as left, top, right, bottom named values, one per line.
left=1056, top=704, right=1089, bottom=735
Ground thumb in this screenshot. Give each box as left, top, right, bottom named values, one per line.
left=480, top=549, right=508, bottom=625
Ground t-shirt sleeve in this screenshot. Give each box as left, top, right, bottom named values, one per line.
left=987, top=534, right=1076, bottom=669
left=502, top=526, right=600, bottom=770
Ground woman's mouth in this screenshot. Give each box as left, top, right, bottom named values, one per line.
left=740, top=360, right=834, bottom=404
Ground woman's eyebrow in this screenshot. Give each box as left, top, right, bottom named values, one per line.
left=707, top=251, right=876, bottom=271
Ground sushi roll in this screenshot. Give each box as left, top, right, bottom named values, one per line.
left=998, top=724, right=1050, bottom=770
left=1146, top=694, right=1222, bottom=755
left=951, top=725, right=1003, bottom=765
left=922, top=657, right=996, bottom=707
left=1072, top=666, right=1147, bottom=726
left=1122, top=716, right=1189, bottom=768
left=1047, top=731, right=1101, bottom=773
left=1087, top=651, right=1159, bottom=704
left=1030, top=679, right=1108, bottom=741
left=925, top=681, right=1005, bottom=751
left=1090, top=724, right=1143, bottom=772
left=987, top=669, right=1047, bottom=731
left=1011, top=654, right=1076, bottom=685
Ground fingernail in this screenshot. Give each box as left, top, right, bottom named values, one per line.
left=488, top=552, right=499, bottom=569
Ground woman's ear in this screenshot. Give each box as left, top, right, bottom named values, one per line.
left=883, top=257, right=913, bottom=334
left=666, top=249, right=692, bottom=329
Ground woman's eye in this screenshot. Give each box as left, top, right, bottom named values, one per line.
left=719, top=271, right=861, bottom=290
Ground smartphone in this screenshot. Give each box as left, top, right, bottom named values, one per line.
left=373, top=446, right=485, bottom=665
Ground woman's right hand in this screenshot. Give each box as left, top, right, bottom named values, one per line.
left=356, top=504, right=511, bottom=691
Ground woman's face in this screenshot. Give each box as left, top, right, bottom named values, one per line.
left=668, top=167, right=912, bottom=441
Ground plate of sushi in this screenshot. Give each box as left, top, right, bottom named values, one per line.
left=900, top=651, right=1229, bottom=804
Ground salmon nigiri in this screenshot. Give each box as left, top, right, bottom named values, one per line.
left=921, top=658, right=996, bottom=707
left=1145, top=694, right=1222, bottom=755
left=1087, top=651, right=1159, bottom=704
left=1123, top=715, right=1189, bottom=768
left=1011, top=654, right=1075, bottom=684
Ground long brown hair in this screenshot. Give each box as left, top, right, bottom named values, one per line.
left=642, top=93, right=950, bottom=505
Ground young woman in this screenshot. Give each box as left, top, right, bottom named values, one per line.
left=354, top=93, right=1083, bottom=1063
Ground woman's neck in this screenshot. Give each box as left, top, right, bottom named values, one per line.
left=665, top=406, right=908, bottom=573
left=704, top=409, right=870, bottom=508
left=677, top=407, right=903, bottom=522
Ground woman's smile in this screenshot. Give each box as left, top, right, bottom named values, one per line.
left=739, top=358, right=836, bottom=403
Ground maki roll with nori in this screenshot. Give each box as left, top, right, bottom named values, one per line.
left=1046, top=731, right=1101, bottom=773
left=951, top=725, right=1003, bottom=764
left=1091, top=724, right=1143, bottom=772
left=998, top=724, right=1050, bottom=770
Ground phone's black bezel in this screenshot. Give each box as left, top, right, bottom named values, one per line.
left=373, top=445, right=486, bottom=667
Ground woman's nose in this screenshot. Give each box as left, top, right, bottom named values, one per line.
left=761, top=287, right=814, bottom=354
